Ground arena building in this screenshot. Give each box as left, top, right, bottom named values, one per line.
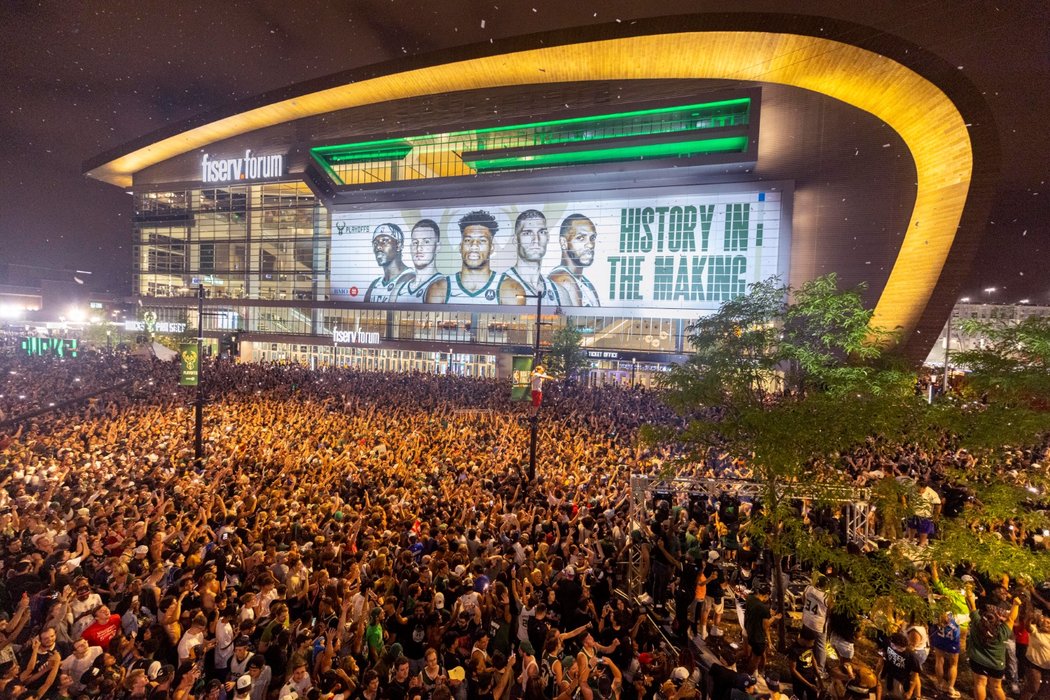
left=84, top=14, right=996, bottom=383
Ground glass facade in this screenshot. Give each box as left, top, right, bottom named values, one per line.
left=241, top=342, right=665, bottom=387
left=134, top=182, right=324, bottom=301
left=132, top=178, right=686, bottom=361
left=126, top=91, right=779, bottom=378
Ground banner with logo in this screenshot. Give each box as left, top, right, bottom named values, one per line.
left=179, top=343, right=199, bottom=386
left=511, top=356, right=534, bottom=401
left=329, top=186, right=786, bottom=318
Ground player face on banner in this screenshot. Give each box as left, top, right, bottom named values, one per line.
left=375, top=224, right=405, bottom=267
left=460, top=226, right=493, bottom=271
left=515, top=210, right=549, bottom=265
left=561, top=215, right=597, bottom=269
left=410, top=220, right=440, bottom=273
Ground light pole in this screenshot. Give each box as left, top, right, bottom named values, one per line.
left=194, top=284, right=205, bottom=469
left=521, top=290, right=545, bottom=483
left=943, top=311, right=952, bottom=394
left=942, top=296, right=971, bottom=396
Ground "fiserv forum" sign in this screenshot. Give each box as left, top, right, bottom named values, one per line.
left=201, top=150, right=284, bottom=183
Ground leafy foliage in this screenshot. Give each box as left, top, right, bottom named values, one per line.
left=662, top=277, right=784, bottom=410
left=545, top=324, right=587, bottom=380
left=954, top=315, right=1050, bottom=410
left=656, top=274, right=1050, bottom=642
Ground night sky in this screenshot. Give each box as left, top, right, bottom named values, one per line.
left=1, top=1, right=1047, bottom=304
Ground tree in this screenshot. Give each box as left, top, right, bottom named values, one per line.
left=916, top=315, right=1050, bottom=582
left=545, top=324, right=587, bottom=381
left=954, top=315, right=1050, bottom=411
left=655, top=274, right=1050, bottom=651
left=657, top=275, right=916, bottom=646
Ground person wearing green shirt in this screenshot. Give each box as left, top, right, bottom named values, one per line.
left=931, top=563, right=971, bottom=642
left=365, top=607, right=386, bottom=665
left=966, top=584, right=1020, bottom=700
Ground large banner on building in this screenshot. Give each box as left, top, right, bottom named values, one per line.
left=329, top=187, right=786, bottom=317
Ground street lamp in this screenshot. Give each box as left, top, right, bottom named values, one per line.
left=193, top=285, right=206, bottom=469
left=943, top=309, right=953, bottom=394
left=519, top=290, right=546, bottom=483
left=943, top=296, right=970, bottom=395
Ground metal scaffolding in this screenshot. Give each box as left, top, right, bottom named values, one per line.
left=625, top=474, right=874, bottom=600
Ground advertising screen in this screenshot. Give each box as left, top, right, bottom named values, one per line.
left=329, top=187, right=787, bottom=317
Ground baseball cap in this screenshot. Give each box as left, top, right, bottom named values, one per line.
left=236, top=674, right=253, bottom=690
left=448, top=666, right=466, bottom=681
left=372, top=223, right=404, bottom=245
left=671, top=667, right=690, bottom=683
left=519, top=640, right=535, bottom=656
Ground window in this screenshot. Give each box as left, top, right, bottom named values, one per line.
left=199, top=243, right=215, bottom=272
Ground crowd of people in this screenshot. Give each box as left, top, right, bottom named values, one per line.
left=0, top=349, right=1045, bottom=700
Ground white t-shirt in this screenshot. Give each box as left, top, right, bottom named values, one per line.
left=280, top=676, right=312, bottom=699
left=61, top=646, right=102, bottom=690
left=177, top=628, right=206, bottom=664
left=1027, top=627, right=1050, bottom=669
left=914, top=486, right=942, bottom=518
left=214, top=619, right=235, bottom=670
left=68, top=593, right=103, bottom=638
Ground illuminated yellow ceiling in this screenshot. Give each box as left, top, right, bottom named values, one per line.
left=86, top=32, right=973, bottom=338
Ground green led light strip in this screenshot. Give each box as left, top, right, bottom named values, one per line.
left=472, top=97, right=751, bottom=135
left=312, top=136, right=413, bottom=155
left=311, top=97, right=749, bottom=157
left=466, top=135, right=749, bottom=171
left=326, top=143, right=413, bottom=164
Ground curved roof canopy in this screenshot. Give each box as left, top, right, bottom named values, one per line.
left=85, top=15, right=987, bottom=346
